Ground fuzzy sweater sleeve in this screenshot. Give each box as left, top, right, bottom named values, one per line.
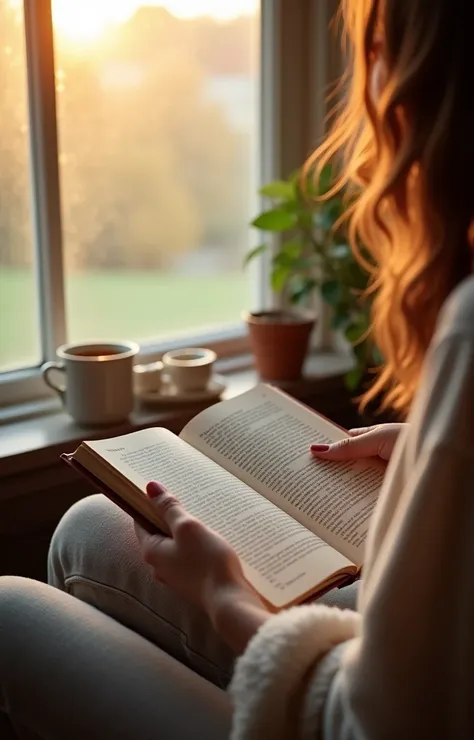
left=229, top=605, right=360, bottom=740
left=230, top=277, right=474, bottom=740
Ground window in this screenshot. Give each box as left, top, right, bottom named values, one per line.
left=0, top=2, right=39, bottom=372
left=0, top=0, right=337, bottom=409
left=53, top=0, right=259, bottom=346
left=0, top=0, right=261, bottom=405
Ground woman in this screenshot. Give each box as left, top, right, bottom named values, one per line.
left=2, top=0, right=474, bottom=737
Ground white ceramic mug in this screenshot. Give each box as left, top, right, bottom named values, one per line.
left=162, top=347, right=216, bottom=392
left=41, top=341, right=139, bottom=426
left=133, top=361, right=163, bottom=395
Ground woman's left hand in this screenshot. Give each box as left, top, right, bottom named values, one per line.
left=134, top=482, right=267, bottom=637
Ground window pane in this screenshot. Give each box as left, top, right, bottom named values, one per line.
left=53, top=1, right=260, bottom=346
left=0, top=1, right=40, bottom=371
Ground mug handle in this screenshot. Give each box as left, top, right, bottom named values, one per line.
left=41, top=361, right=66, bottom=399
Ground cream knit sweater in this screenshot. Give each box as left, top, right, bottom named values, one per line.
left=229, top=276, right=474, bottom=740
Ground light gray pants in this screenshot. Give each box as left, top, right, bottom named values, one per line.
left=0, top=494, right=359, bottom=739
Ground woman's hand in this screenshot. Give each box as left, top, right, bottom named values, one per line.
left=135, top=482, right=270, bottom=652
left=310, top=423, right=407, bottom=462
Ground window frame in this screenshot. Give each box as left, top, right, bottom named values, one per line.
left=0, top=0, right=340, bottom=410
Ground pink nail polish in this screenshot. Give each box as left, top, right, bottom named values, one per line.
left=147, top=482, right=165, bottom=499
left=311, top=444, right=330, bottom=452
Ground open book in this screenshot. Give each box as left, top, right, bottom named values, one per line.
left=63, top=384, right=384, bottom=610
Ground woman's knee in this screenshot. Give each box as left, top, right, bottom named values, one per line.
left=48, top=494, right=135, bottom=588
left=0, top=578, right=31, bottom=680
left=0, top=576, right=44, bottom=648
left=0, top=575, right=35, bottom=613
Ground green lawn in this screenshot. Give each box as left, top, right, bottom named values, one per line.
left=0, top=268, right=249, bottom=370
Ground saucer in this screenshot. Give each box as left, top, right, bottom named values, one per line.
left=136, top=374, right=227, bottom=406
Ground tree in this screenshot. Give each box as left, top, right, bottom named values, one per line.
left=0, top=1, right=257, bottom=271
left=0, top=1, right=33, bottom=267
left=55, top=8, right=251, bottom=270
left=189, top=15, right=259, bottom=77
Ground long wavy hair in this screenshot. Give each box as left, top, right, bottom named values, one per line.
left=309, top=0, right=474, bottom=416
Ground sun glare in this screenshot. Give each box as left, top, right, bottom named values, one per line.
left=51, top=0, right=258, bottom=44
left=52, top=1, right=138, bottom=43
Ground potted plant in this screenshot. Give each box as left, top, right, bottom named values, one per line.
left=245, top=164, right=376, bottom=388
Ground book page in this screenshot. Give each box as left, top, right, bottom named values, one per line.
left=83, top=428, right=353, bottom=609
left=181, top=384, right=384, bottom=564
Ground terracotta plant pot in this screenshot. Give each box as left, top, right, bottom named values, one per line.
left=244, top=310, right=316, bottom=382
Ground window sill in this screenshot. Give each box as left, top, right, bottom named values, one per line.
left=0, top=351, right=353, bottom=480
left=0, top=326, right=251, bottom=409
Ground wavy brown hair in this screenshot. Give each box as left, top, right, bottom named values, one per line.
left=308, top=0, right=473, bottom=416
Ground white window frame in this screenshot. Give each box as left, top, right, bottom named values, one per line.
left=0, top=0, right=339, bottom=410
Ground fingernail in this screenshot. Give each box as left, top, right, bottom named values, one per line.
left=311, top=444, right=330, bottom=452
left=147, top=482, right=165, bottom=499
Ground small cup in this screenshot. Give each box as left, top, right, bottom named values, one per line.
left=133, top=361, right=163, bottom=395
left=162, top=347, right=217, bottom=393
left=41, top=341, right=139, bottom=426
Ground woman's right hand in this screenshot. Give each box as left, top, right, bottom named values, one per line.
left=310, top=423, right=407, bottom=463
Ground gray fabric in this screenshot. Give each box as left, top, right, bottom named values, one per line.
left=225, top=277, right=474, bottom=739
left=48, top=492, right=236, bottom=688
left=47, top=492, right=359, bottom=689
left=0, top=492, right=359, bottom=739
left=0, top=576, right=232, bottom=740
left=315, top=582, right=359, bottom=611
left=321, top=276, right=474, bottom=739
left=1, top=368, right=364, bottom=740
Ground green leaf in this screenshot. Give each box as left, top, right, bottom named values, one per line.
left=289, top=168, right=302, bottom=184
left=272, top=251, right=294, bottom=269
left=252, top=209, right=297, bottom=232
left=345, top=367, right=364, bottom=391
left=345, top=323, right=364, bottom=344
left=331, top=312, right=350, bottom=331
left=289, top=277, right=318, bottom=305
left=273, top=241, right=305, bottom=269
left=314, top=198, right=343, bottom=230
left=301, top=169, right=318, bottom=198
left=328, top=198, right=344, bottom=221
left=271, top=264, right=290, bottom=292
left=295, top=209, right=314, bottom=229
left=280, top=239, right=304, bottom=260
left=293, top=257, right=316, bottom=272
left=321, top=280, right=343, bottom=307
left=259, top=180, right=296, bottom=201
left=353, top=341, right=368, bottom=364
left=243, top=244, right=267, bottom=267
left=344, top=310, right=371, bottom=342
left=273, top=247, right=314, bottom=277
left=318, top=164, right=334, bottom=196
